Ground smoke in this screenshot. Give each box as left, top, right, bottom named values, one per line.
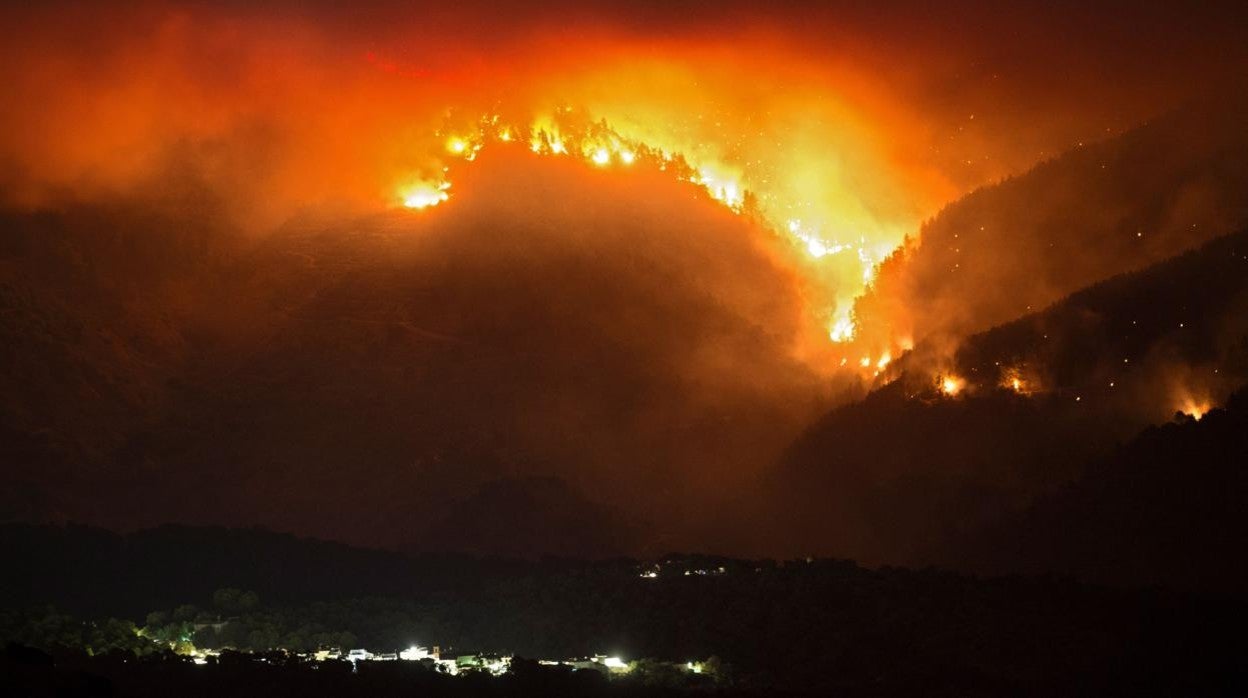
left=4, top=0, right=1248, bottom=556
left=6, top=0, right=1243, bottom=317
left=851, top=98, right=1248, bottom=364
left=0, top=142, right=840, bottom=552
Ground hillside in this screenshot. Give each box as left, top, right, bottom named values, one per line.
left=971, top=387, right=1248, bottom=597
left=0, top=152, right=827, bottom=557
left=924, top=226, right=1248, bottom=421
left=768, top=227, right=1248, bottom=575
left=853, top=96, right=1248, bottom=352
left=0, top=523, right=534, bottom=619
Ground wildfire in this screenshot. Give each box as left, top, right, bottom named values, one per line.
left=394, top=106, right=906, bottom=350
left=1179, top=400, right=1211, bottom=420
left=400, top=180, right=451, bottom=209
left=789, top=219, right=852, bottom=260
left=829, top=315, right=856, bottom=343
left=1000, top=367, right=1033, bottom=394
left=939, top=375, right=964, bottom=396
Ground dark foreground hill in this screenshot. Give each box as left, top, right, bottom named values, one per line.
left=768, top=229, right=1248, bottom=583
left=971, top=387, right=1248, bottom=597
left=0, top=523, right=547, bottom=619
left=2, top=524, right=1246, bottom=695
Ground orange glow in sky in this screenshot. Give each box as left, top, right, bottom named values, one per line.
left=20, top=3, right=1201, bottom=378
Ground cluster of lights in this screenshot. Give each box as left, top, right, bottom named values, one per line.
left=189, top=642, right=713, bottom=680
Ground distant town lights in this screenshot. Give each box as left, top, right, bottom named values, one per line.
left=602, top=656, right=628, bottom=670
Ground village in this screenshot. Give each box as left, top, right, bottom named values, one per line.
left=184, top=644, right=712, bottom=681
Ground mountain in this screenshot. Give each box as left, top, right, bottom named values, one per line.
left=0, top=200, right=241, bottom=523
left=853, top=97, right=1248, bottom=352
left=0, top=152, right=827, bottom=555
left=420, top=476, right=644, bottom=559
left=768, top=227, right=1248, bottom=575
left=971, top=387, right=1248, bottom=597
left=0, top=523, right=533, bottom=619
left=912, top=226, right=1248, bottom=421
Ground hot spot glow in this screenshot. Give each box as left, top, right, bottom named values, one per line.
left=939, top=375, right=964, bottom=396
left=830, top=316, right=856, bottom=343
left=400, top=180, right=451, bottom=209
left=1179, top=400, right=1211, bottom=420
left=789, top=219, right=852, bottom=259
left=1000, top=367, right=1033, bottom=395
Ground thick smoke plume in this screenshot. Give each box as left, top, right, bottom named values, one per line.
left=3, top=0, right=1248, bottom=557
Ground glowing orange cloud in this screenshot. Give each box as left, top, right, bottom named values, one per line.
left=0, top=4, right=962, bottom=371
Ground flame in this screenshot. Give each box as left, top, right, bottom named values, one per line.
left=1000, top=366, right=1033, bottom=395
left=829, top=315, right=856, bottom=343
left=1179, top=399, right=1211, bottom=420
left=1171, top=378, right=1214, bottom=421
left=400, top=180, right=451, bottom=209
left=692, top=167, right=744, bottom=209
left=939, top=375, right=964, bottom=396
left=789, top=219, right=852, bottom=260
left=0, top=11, right=960, bottom=364
left=390, top=102, right=927, bottom=355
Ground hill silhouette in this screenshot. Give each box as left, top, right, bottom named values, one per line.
left=4, top=523, right=1246, bottom=694
left=971, top=386, right=1248, bottom=597
left=0, top=523, right=534, bottom=619
left=769, top=227, right=1248, bottom=586
left=6, top=99, right=1248, bottom=568
left=854, top=97, right=1248, bottom=352
left=910, top=226, right=1248, bottom=421
left=0, top=150, right=826, bottom=557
